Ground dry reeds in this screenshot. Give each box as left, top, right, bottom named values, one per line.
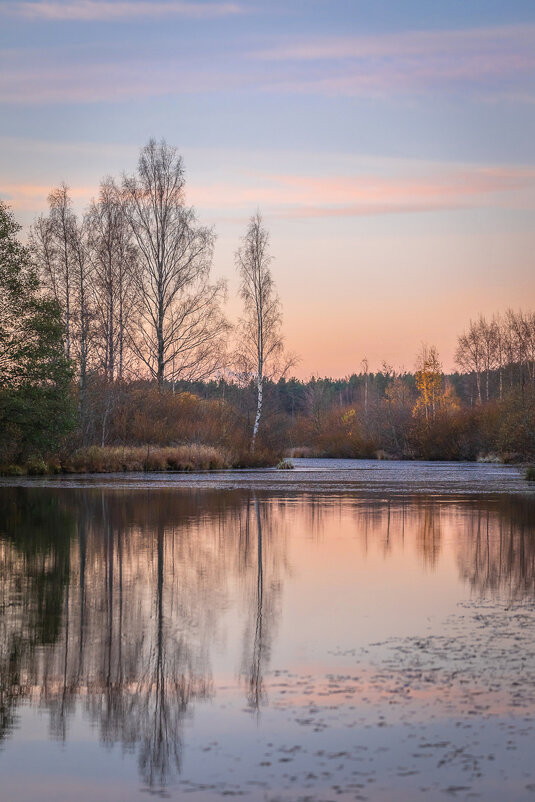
left=63, top=444, right=231, bottom=473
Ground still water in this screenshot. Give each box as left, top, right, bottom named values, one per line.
left=0, top=460, right=534, bottom=801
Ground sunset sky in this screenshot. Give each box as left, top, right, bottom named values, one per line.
left=1, top=0, right=534, bottom=378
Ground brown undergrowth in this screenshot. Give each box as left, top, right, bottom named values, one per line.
left=0, top=443, right=280, bottom=474
left=64, top=444, right=230, bottom=472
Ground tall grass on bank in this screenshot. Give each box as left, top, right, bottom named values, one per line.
left=65, top=445, right=230, bottom=472
left=0, top=444, right=280, bottom=475
left=0, top=445, right=230, bottom=475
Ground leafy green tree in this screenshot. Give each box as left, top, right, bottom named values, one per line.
left=0, top=202, right=75, bottom=462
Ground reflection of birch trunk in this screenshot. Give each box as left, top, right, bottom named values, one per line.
left=77, top=510, right=87, bottom=681
left=59, top=579, right=70, bottom=740
left=248, top=496, right=264, bottom=711
left=139, top=523, right=182, bottom=789
left=240, top=496, right=251, bottom=570
left=106, top=517, right=113, bottom=688
left=118, top=528, right=123, bottom=681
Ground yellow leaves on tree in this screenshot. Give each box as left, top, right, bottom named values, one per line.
left=413, top=344, right=443, bottom=423
left=341, top=407, right=356, bottom=437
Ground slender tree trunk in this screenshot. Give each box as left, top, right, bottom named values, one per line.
left=63, top=227, right=71, bottom=362
left=157, top=285, right=165, bottom=391
left=118, top=272, right=124, bottom=381
left=101, top=389, right=113, bottom=447
left=79, top=263, right=90, bottom=442
left=251, top=372, right=263, bottom=453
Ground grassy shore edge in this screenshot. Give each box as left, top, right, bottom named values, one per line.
left=0, top=444, right=278, bottom=475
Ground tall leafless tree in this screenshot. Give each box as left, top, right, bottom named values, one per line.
left=30, top=183, right=76, bottom=360
left=30, top=184, right=93, bottom=432
left=87, top=178, right=138, bottom=382
left=69, top=213, right=92, bottom=425
left=122, top=140, right=228, bottom=390
left=235, top=213, right=286, bottom=452
left=455, top=319, right=484, bottom=404
left=477, top=315, right=499, bottom=402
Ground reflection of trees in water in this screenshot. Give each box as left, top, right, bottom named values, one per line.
left=329, top=495, right=535, bottom=595
left=352, top=498, right=443, bottom=566
left=456, top=497, right=535, bottom=599
left=0, top=487, right=286, bottom=790
left=415, top=504, right=442, bottom=568
left=0, top=489, right=75, bottom=744
left=240, top=496, right=284, bottom=714
left=262, top=493, right=535, bottom=597
left=2, top=485, right=535, bottom=781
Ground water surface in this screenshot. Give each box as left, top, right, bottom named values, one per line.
left=0, top=460, right=534, bottom=801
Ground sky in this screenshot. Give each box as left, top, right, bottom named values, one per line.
left=1, top=0, right=534, bottom=378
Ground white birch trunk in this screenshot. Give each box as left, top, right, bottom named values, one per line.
left=251, top=374, right=263, bottom=453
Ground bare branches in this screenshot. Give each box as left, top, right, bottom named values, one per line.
left=30, top=183, right=77, bottom=360
left=456, top=310, right=535, bottom=403
left=235, top=212, right=293, bottom=451
left=86, top=177, right=139, bottom=381
left=29, top=184, right=93, bottom=388
left=122, top=140, right=227, bottom=389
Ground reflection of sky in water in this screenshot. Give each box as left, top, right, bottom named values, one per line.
left=1, top=464, right=535, bottom=801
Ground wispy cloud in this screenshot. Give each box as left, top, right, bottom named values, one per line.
left=1, top=0, right=241, bottom=21
left=3, top=156, right=534, bottom=221
left=254, top=25, right=535, bottom=96
left=1, top=182, right=97, bottom=211
left=2, top=22, right=534, bottom=104
left=0, top=46, right=261, bottom=103
left=256, top=25, right=535, bottom=62
left=189, top=165, right=535, bottom=218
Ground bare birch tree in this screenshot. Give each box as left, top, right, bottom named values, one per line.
left=455, top=319, right=484, bottom=404
left=69, top=213, right=92, bottom=427
left=122, top=140, right=228, bottom=390
left=30, top=183, right=76, bottom=360
left=87, top=178, right=138, bottom=382
left=235, top=213, right=286, bottom=452
left=477, top=315, right=499, bottom=402
left=30, top=184, right=93, bottom=420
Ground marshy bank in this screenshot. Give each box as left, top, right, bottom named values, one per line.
left=0, top=443, right=278, bottom=475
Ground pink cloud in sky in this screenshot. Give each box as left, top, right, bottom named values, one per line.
left=254, top=25, right=535, bottom=96
left=1, top=1, right=241, bottom=21
left=187, top=165, right=535, bottom=219
left=2, top=23, right=534, bottom=104
left=255, top=25, right=535, bottom=62
left=2, top=183, right=98, bottom=211
left=0, top=56, right=253, bottom=104
left=4, top=164, right=535, bottom=221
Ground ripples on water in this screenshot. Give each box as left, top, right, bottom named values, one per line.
left=0, top=460, right=534, bottom=801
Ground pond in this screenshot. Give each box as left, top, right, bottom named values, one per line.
left=0, top=460, right=534, bottom=801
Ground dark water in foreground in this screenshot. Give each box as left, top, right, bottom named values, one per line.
left=0, top=460, right=534, bottom=801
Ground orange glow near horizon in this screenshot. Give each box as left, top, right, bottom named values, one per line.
left=4, top=157, right=534, bottom=379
